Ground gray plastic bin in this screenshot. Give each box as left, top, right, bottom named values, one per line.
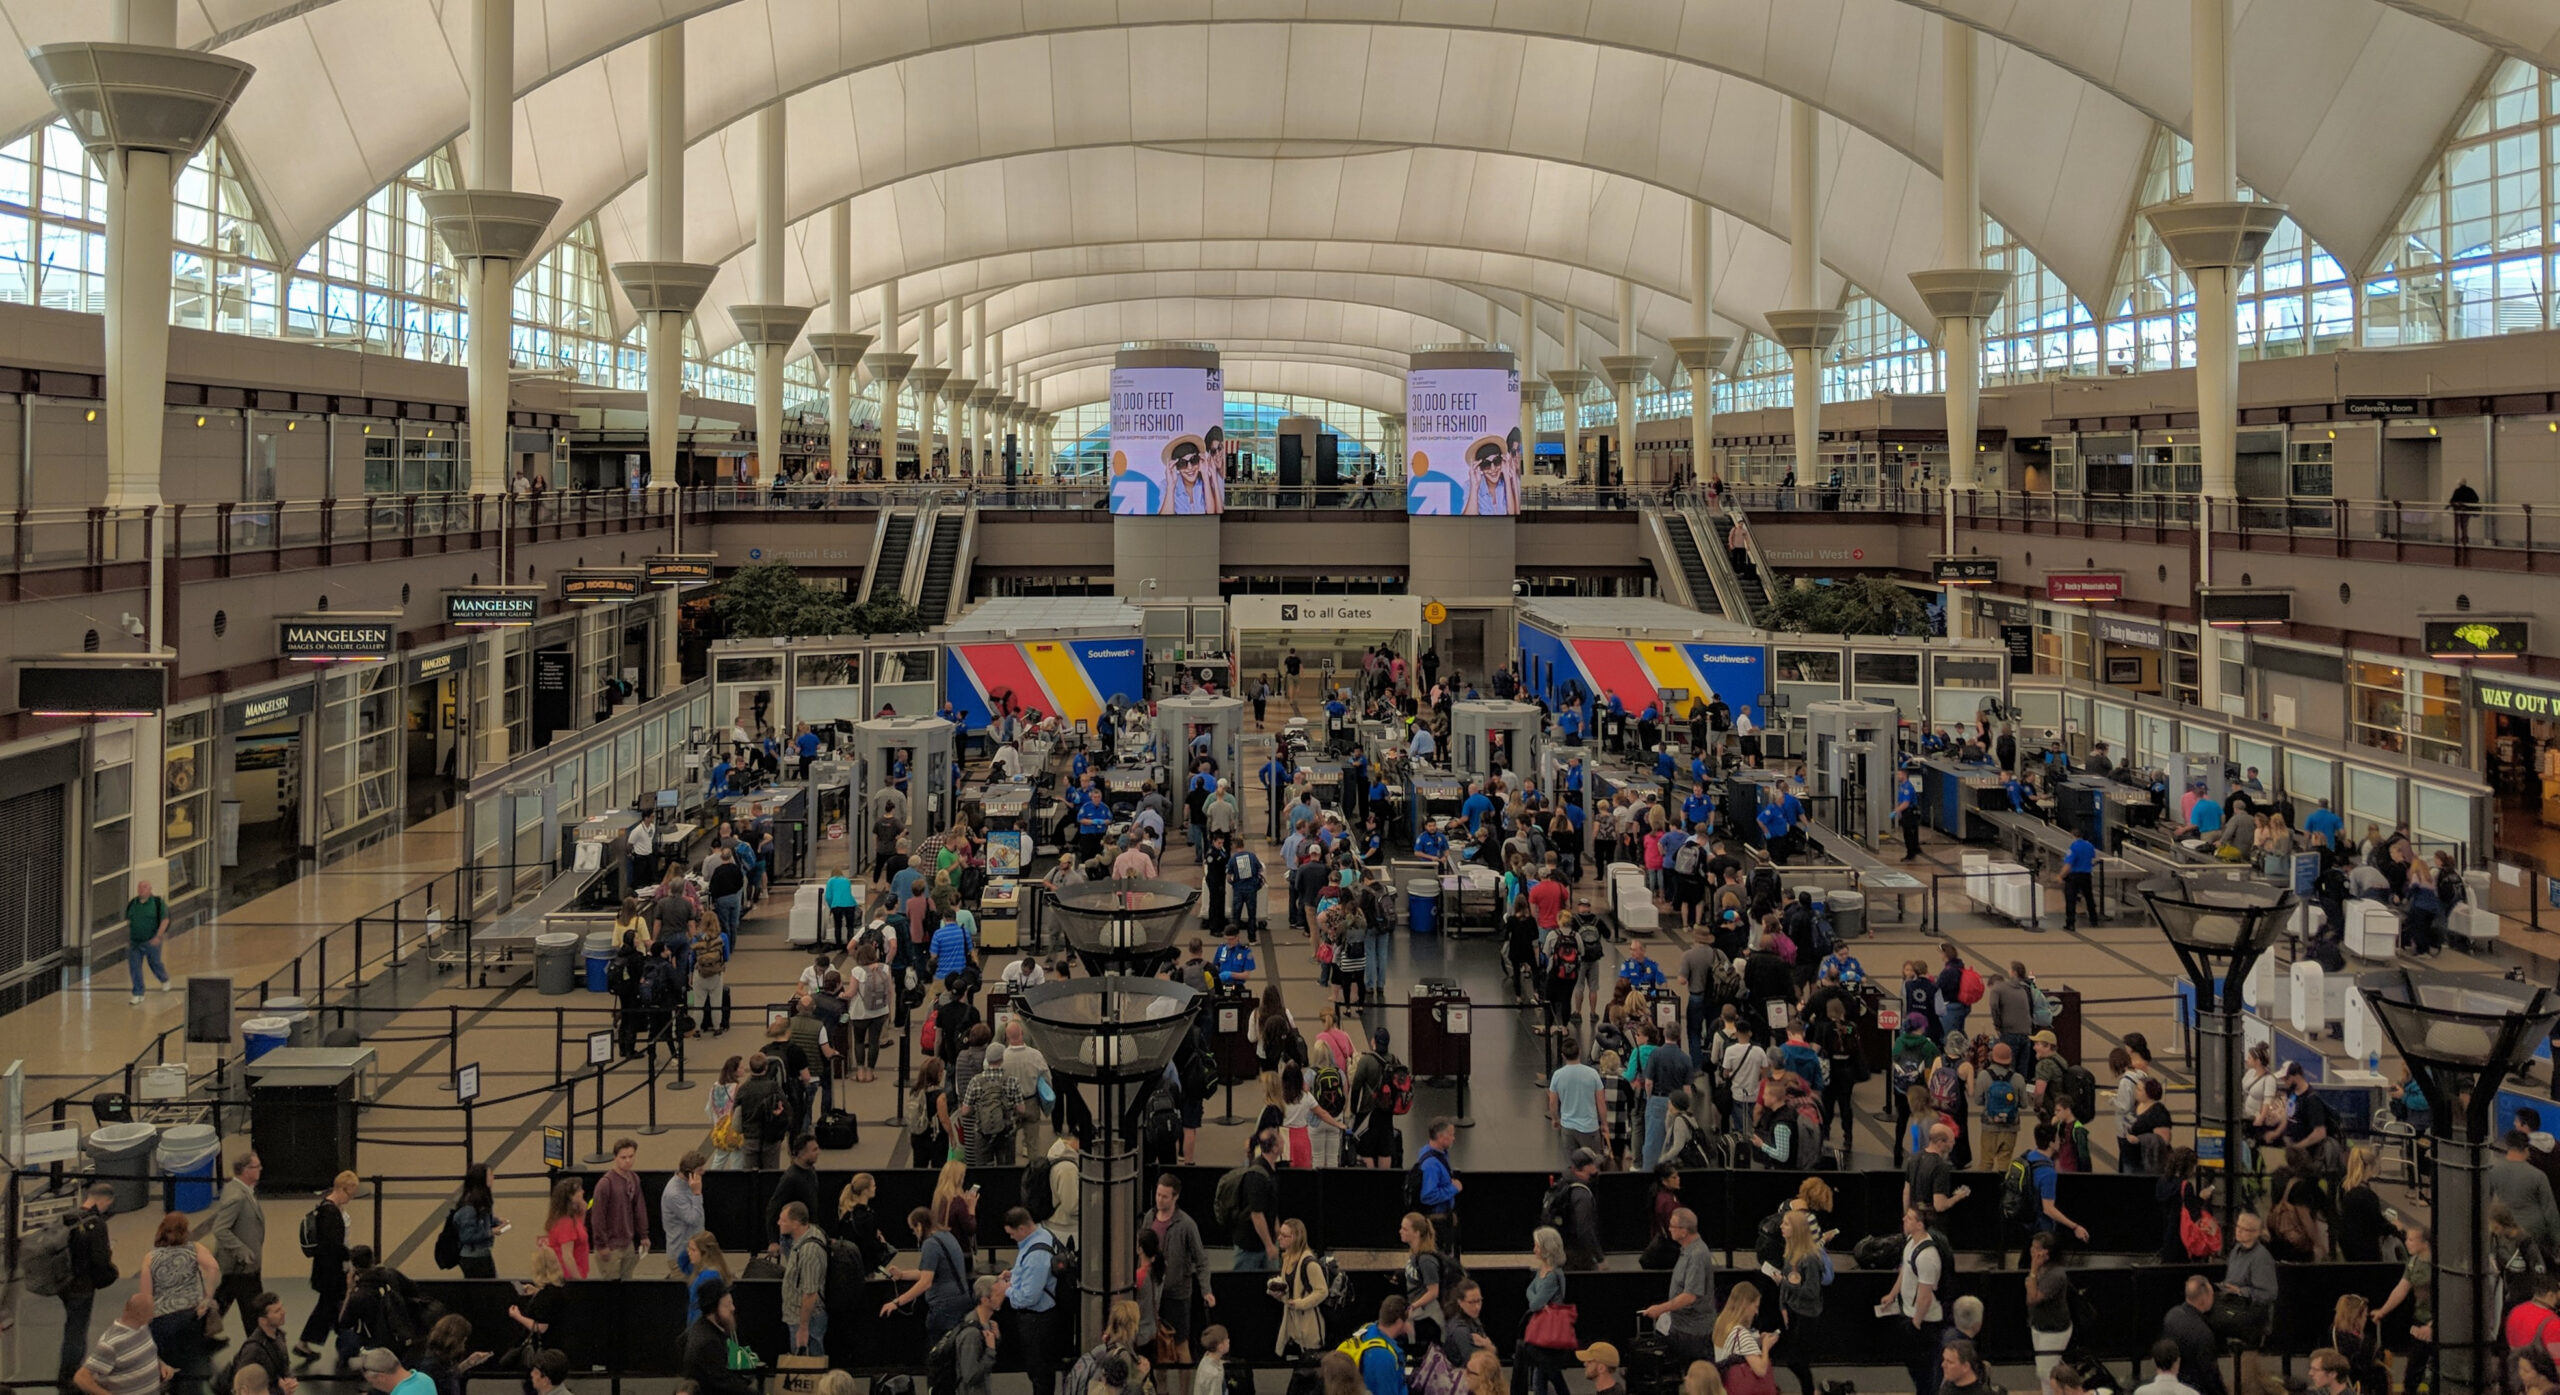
left=1829, top=889, right=1866, bottom=940
left=536, top=932, right=583, bottom=996
left=84, top=1122, right=161, bottom=1213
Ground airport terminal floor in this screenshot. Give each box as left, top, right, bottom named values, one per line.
left=0, top=683, right=2502, bottom=1395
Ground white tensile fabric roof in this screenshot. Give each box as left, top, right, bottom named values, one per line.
left=0, top=0, right=2519, bottom=387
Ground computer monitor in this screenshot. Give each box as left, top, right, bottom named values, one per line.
left=655, top=789, right=680, bottom=810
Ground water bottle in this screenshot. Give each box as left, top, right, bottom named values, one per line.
left=2366, top=1050, right=2381, bottom=1076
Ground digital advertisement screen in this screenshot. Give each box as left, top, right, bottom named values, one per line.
left=1109, top=365, right=1225, bottom=515
left=1405, top=366, right=1523, bottom=515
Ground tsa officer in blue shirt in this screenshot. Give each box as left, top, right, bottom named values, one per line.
left=1564, top=756, right=1584, bottom=796
left=2005, top=773, right=2042, bottom=819
left=1756, top=795, right=1792, bottom=863
left=2062, top=833, right=2102, bottom=932
left=1458, top=782, right=1493, bottom=834
left=1683, top=783, right=1714, bottom=831
left=1893, top=773, right=1925, bottom=862
left=1414, top=819, right=1450, bottom=864
left=1070, top=747, right=1091, bottom=782
left=1556, top=705, right=1583, bottom=746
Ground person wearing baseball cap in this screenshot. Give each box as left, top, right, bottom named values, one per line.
left=1576, top=1344, right=1623, bottom=1394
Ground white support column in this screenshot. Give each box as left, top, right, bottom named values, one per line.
left=1548, top=310, right=1591, bottom=487
left=465, top=0, right=511, bottom=496
left=904, top=303, right=948, bottom=481
left=642, top=30, right=690, bottom=495
left=942, top=295, right=969, bottom=479
left=2146, top=0, right=2283, bottom=712
left=825, top=206, right=852, bottom=478
left=865, top=282, right=911, bottom=482
left=1766, top=100, right=1846, bottom=492
left=1517, top=290, right=1537, bottom=479
left=1908, top=20, right=2007, bottom=641
left=804, top=230, right=872, bottom=481
left=1601, top=278, right=1650, bottom=487
left=750, top=103, right=788, bottom=485
left=1669, top=202, right=1730, bottom=491
left=38, top=0, right=251, bottom=897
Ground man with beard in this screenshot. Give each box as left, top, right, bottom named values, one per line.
left=1161, top=434, right=1223, bottom=514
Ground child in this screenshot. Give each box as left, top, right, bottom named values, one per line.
left=1194, top=1325, right=1231, bottom=1395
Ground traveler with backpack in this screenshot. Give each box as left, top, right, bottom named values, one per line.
left=1145, top=1174, right=1212, bottom=1358
left=736, top=1052, right=793, bottom=1170
left=30, top=1182, right=117, bottom=1383
left=1348, top=1028, right=1410, bottom=1169
left=1747, top=1074, right=1825, bottom=1172
left=1937, top=945, right=1979, bottom=1039
left=1544, top=1149, right=1604, bottom=1270
left=297, top=1172, right=356, bottom=1355
left=1976, top=1041, right=2028, bottom=1175
left=778, top=1202, right=831, bottom=1356
left=221, top=1292, right=295, bottom=1395
left=934, top=1275, right=1004, bottom=1395
left=1341, top=1296, right=1412, bottom=1395
left=846, top=944, right=893, bottom=1083
left=1875, top=1206, right=1953, bottom=1395
left=1004, top=1206, right=1072, bottom=1395
left=1224, top=1130, right=1286, bottom=1270
left=2004, top=1124, right=2088, bottom=1266
left=1413, top=1119, right=1462, bottom=1261
left=1022, top=1137, right=1081, bottom=1249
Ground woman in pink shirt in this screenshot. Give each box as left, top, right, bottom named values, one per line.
left=1643, top=827, right=1668, bottom=894
left=540, top=1177, right=590, bottom=1278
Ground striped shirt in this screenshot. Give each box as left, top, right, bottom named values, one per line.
left=83, top=1321, right=161, bottom=1395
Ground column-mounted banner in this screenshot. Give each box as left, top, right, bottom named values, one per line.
left=446, top=587, right=540, bottom=628
left=646, top=554, right=718, bottom=588
left=277, top=612, right=398, bottom=663
left=1405, top=347, right=1523, bottom=516
left=1110, top=344, right=1225, bottom=515
left=560, top=569, right=645, bottom=603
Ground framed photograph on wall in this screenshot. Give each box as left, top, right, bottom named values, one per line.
left=2104, top=655, right=2145, bottom=685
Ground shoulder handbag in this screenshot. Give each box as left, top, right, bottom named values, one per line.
left=1523, top=1294, right=1580, bottom=1351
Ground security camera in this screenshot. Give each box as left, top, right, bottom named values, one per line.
left=118, top=613, right=146, bottom=639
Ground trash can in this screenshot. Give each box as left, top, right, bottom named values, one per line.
left=260, top=996, right=315, bottom=1048
left=535, top=932, right=582, bottom=996
left=583, top=930, right=616, bottom=993
left=83, top=1121, right=160, bottom=1213
left=242, top=1016, right=293, bottom=1061
left=1406, top=879, right=1441, bottom=936
left=1829, top=889, right=1866, bottom=941
left=156, top=1123, right=221, bottom=1212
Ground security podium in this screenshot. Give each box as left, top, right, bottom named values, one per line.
left=1154, top=695, right=1245, bottom=788
left=847, top=716, right=956, bottom=871
left=1448, top=700, right=1541, bottom=781
left=1807, top=699, right=1898, bottom=850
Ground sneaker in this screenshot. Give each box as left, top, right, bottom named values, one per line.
left=163, top=978, right=180, bottom=993
left=129, top=994, right=144, bottom=1005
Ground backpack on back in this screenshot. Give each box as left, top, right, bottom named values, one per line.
left=1927, top=1061, right=1964, bottom=1116
left=432, top=1208, right=463, bottom=1271
left=23, top=1215, right=76, bottom=1297
left=1983, top=1067, right=2023, bottom=1127
left=1371, top=1054, right=1414, bottom=1117
left=1957, top=966, right=1986, bottom=1005
left=1213, top=1164, right=1253, bottom=1229
left=1789, top=1096, right=1825, bottom=1169
left=1549, top=935, right=1583, bottom=985
left=300, top=1203, right=329, bottom=1258
left=926, top=1319, right=974, bottom=1395
left=2000, top=1154, right=2051, bottom=1228
left=1312, top=1064, right=1347, bottom=1117
left=859, top=964, right=892, bottom=1013
left=1022, top=1155, right=1068, bottom=1223
left=2027, top=982, right=2056, bottom=1029
left=2061, top=1064, right=2099, bottom=1124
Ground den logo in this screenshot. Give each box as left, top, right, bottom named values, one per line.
left=1280, top=604, right=1299, bottom=622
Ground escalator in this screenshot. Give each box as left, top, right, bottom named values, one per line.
left=913, top=510, right=967, bottom=621
left=1730, top=549, right=1772, bottom=620
left=866, top=512, right=914, bottom=604
left=1659, top=512, right=1723, bottom=618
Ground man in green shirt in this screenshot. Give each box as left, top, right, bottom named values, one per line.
left=123, top=882, right=170, bottom=1004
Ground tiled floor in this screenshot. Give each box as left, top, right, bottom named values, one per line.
left=1, top=773, right=2489, bottom=1388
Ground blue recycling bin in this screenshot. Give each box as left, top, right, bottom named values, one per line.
left=584, top=929, right=615, bottom=992
left=242, top=1016, right=291, bottom=1061
left=1406, top=879, right=1441, bottom=936
left=156, top=1124, right=221, bottom=1212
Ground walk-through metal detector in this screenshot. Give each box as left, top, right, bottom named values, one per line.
left=1808, top=699, right=1898, bottom=851
left=848, top=716, right=957, bottom=873
left=1153, top=696, right=1245, bottom=790
left=1449, top=700, right=1541, bottom=782
left=2164, top=751, right=2227, bottom=808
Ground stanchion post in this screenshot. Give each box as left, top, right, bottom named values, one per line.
left=639, top=1041, right=667, bottom=1136
left=668, top=1014, right=697, bottom=1092
left=584, top=1056, right=612, bottom=1164
left=439, top=1004, right=459, bottom=1090
left=464, top=1100, right=476, bottom=1162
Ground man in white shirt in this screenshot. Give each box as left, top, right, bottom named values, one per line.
left=1878, top=1206, right=1948, bottom=1395
left=2131, top=1340, right=2203, bottom=1395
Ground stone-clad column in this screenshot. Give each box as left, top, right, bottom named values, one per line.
left=612, top=28, right=717, bottom=497
left=1767, top=100, right=1846, bottom=493
left=805, top=204, right=870, bottom=481
left=728, top=103, right=810, bottom=487
left=1669, top=201, right=1732, bottom=487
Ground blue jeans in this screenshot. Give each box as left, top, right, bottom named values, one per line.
left=1188, top=822, right=1209, bottom=863
left=1939, top=1001, right=1969, bottom=1039
left=1642, top=1094, right=1670, bottom=1171
left=1687, top=994, right=1709, bottom=1059
left=715, top=894, right=743, bottom=940
left=1365, top=932, right=1389, bottom=992
left=1232, top=1247, right=1276, bottom=1272
left=793, top=1304, right=828, bottom=1355
left=127, top=939, right=167, bottom=994
left=1236, top=888, right=1261, bottom=932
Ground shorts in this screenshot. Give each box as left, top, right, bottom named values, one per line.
left=1356, top=1115, right=1400, bottom=1160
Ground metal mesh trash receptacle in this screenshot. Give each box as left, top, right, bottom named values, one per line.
left=156, top=1123, right=221, bottom=1212
left=1406, top=880, right=1441, bottom=935
left=84, top=1122, right=160, bottom=1213
left=535, top=933, right=582, bottom=996
left=1829, top=889, right=1866, bottom=940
